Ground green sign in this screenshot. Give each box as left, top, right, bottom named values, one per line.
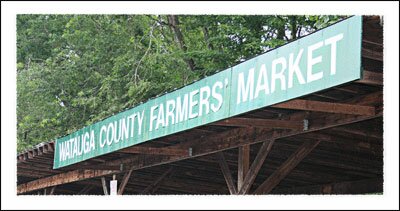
left=54, top=16, right=362, bottom=169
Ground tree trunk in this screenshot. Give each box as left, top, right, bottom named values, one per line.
left=290, top=16, right=297, bottom=40
left=202, top=27, right=214, bottom=50
left=167, top=15, right=196, bottom=72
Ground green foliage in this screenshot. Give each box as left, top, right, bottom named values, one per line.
left=16, top=14, right=342, bottom=152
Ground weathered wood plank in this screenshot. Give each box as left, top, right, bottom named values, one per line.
left=254, top=139, right=321, bottom=194
left=238, top=140, right=275, bottom=194
left=68, top=164, right=122, bottom=171
left=17, top=169, right=119, bottom=194
left=272, top=178, right=383, bottom=194
left=18, top=91, right=381, bottom=194
left=104, top=110, right=381, bottom=173
left=117, top=166, right=134, bottom=195
left=356, top=70, right=383, bottom=86
left=142, top=167, right=174, bottom=194
left=78, top=185, right=94, bottom=195
left=238, top=145, right=250, bottom=191
left=119, top=146, right=189, bottom=156
left=212, top=118, right=303, bottom=130
left=216, top=152, right=237, bottom=194
left=273, top=99, right=376, bottom=116
left=362, top=48, right=383, bottom=61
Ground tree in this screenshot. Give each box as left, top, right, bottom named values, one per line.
left=16, top=14, right=343, bottom=152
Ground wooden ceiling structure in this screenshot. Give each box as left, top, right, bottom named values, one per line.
left=17, top=16, right=383, bottom=195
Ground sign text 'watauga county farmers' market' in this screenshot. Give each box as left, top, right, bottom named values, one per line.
left=54, top=16, right=362, bottom=169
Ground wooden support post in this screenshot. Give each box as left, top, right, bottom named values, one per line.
left=238, top=145, right=250, bottom=191
left=49, top=186, right=56, bottom=195
left=117, top=166, right=134, bottom=195
left=273, top=99, right=376, bottom=116
left=101, top=177, right=108, bottom=195
left=254, top=139, right=321, bottom=194
left=216, top=152, right=237, bottom=194
left=238, top=140, right=275, bottom=194
left=142, top=167, right=174, bottom=194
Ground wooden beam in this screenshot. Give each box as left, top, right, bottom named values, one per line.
left=237, top=145, right=250, bottom=191
left=356, top=70, right=383, bottom=86
left=142, top=167, right=174, bottom=194
left=216, top=152, right=237, bottom=194
left=333, top=86, right=359, bottom=94
left=104, top=111, right=381, bottom=172
left=103, top=92, right=381, bottom=174
left=272, top=99, right=376, bottom=116
left=17, top=169, right=119, bottom=194
left=330, top=127, right=382, bottom=140
left=119, top=146, right=189, bottom=156
left=254, top=139, right=321, bottom=194
left=117, top=166, right=134, bottom=195
left=101, top=177, right=108, bottom=195
left=272, top=178, right=383, bottom=194
left=362, top=48, right=383, bottom=61
left=78, top=185, right=94, bottom=195
left=238, top=140, right=275, bottom=194
left=212, top=118, right=303, bottom=130
left=62, top=163, right=122, bottom=171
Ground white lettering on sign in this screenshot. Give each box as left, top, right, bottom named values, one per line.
left=254, top=64, right=270, bottom=98
left=236, top=33, right=344, bottom=104
left=325, top=33, right=344, bottom=75
left=148, top=80, right=227, bottom=132
left=59, top=130, right=95, bottom=162
left=54, top=14, right=356, bottom=169
left=237, top=68, right=254, bottom=104
left=288, top=49, right=305, bottom=89
left=211, top=81, right=224, bottom=112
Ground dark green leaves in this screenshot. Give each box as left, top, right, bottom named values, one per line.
left=16, top=14, right=342, bottom=152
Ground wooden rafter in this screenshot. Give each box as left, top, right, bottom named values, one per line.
left=102, top=109, right=381, bottom=173
left=237, top=145, right=250, bottom=191
left=118, top=166, right=134, bottom=195
left=18, top=109, right=381, bottom=194
left=71, top=164, right=122, bottom=171
left=212, top=118, right=303, bottom=130
left=17, top=91, right=382, bottom=194
left=238, top=140, right=275, bottom=194
left=17, top=142, right=54, bottom=163
left=254, top=139, right=321, bottom=194
left=356, top=70, right=383, bottom=86
left=101, top=177, right=108, bottom=195
left=78, top=185, right=94, bottom=195
left=272, top=178, right=383, bottom=194
left=119, top=146, right=189, bottom=156
left=142, top=167, right=174, bottom=194
left=17, top=169, right=119, bottom=194
left=362, top=48, right=383, bottom=61
left=216, top=152, right=237, bottom=194
left=273, top=99, right=376, bottom=116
